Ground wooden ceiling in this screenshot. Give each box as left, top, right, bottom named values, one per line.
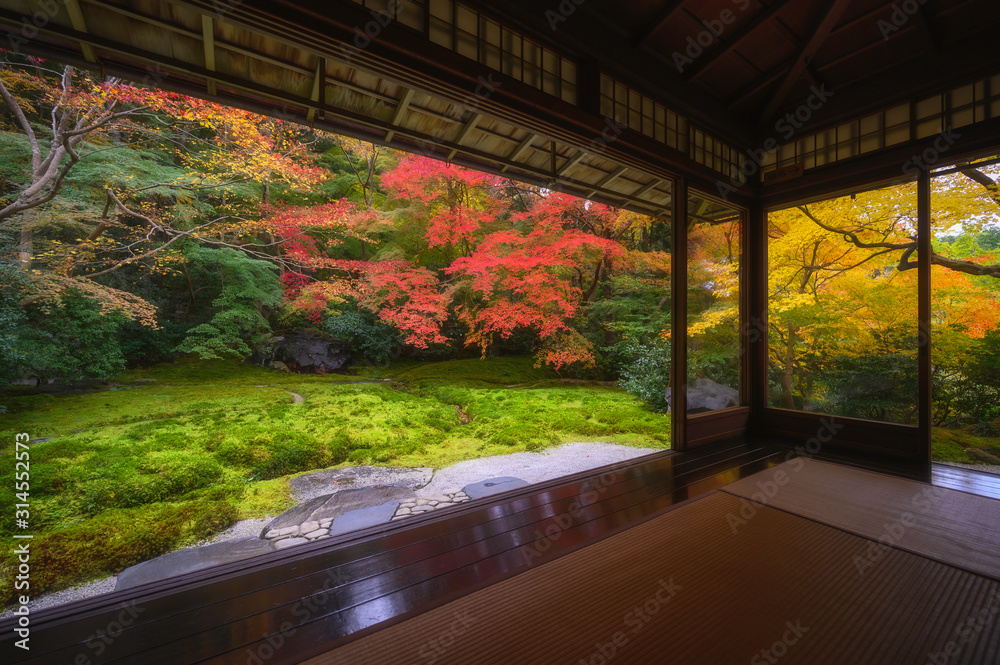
left=1, top=0, right=999, bottom=214
left=469, top=0, right=1000, bottom=141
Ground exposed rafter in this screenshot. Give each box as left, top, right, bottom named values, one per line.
left=306, top=57, right=325, bottom=123
left=684, top=0, right=794, bottom=81
left=64, top=0, right=96, bottom=63
left=201, top=15, right=216, bottom=95
left=631, top=0, right=687, bottom=48
left=586, top=165, right=629, bottom=197
left=446, top=113, right=481, bottom=160
left=632, top=178, right=663, bottom=199
left=384, top=87, right=414, bottom=143
left=556, top=150, right=586, bottom=177
left=756, top=0, right=853, bottom=129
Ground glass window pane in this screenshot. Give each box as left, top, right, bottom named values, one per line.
left=767, top=182, right=919, bottom=422
left=687, top=192, right=742, bottom=412
left=931, top=161, right=1000, bottom=473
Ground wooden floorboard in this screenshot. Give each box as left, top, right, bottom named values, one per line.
left=723, top=458, right=1000, bottom=579
left=0, top=441, right=788, bottom=665
left=4, top=437, right=998, bottom=665
left=306, top=492, right=1000, bottom=665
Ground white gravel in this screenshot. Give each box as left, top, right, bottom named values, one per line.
left=937, top=461, right=1000, bottom=475
left=0, top=442, right=664, bottom=617
left=0, top=576, right=117, bottom=621
left=418, top=442, right=663, bottom=495
left=191, top=516, right=276, bottom=547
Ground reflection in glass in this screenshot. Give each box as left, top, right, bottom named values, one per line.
left=686, top=193, right=741, bottom=413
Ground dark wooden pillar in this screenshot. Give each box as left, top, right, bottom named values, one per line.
left=917, top=169, right=932, bottom=464
left=671, top=178, right=688, bottom=449
left=746, top=200, right=767, bottom=436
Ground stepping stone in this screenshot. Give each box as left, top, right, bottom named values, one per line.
left=273, top=537, right=309, bottom=550
left=28, top=437, right=55, bottom=444
left=422, top=494, right=452, bottom=503
left=463, top=477, right=529, bottom=499
left=328, top=501, right=400, bottom=536
left=289, top=466, right=433, bottom=503
left=263, top=486, right=416, bottom=536
left=115, top=538, right=273, bottom=590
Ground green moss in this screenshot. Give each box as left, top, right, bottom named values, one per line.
left=932, top=427, right=1000, bottom=464
left=0, top=356, right=671, bottom=603
left=0, top=500, right=237, bottom=606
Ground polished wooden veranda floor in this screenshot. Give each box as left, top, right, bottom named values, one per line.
left=3, top=440, right=1000, bottom=664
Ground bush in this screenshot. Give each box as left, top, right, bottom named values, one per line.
left=175, top=247, right=282, bottom=360
left=619, top=338, right=671, bottom=411
left=824, top=353, right=918, bottom=423
left=324, top=309, right=401, bottom=366
left=17, top=290, right=129, bottom=382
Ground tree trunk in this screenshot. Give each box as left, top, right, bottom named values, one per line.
left=779, top=323, right=797, bottom=409
left=17, top=227, right=33, bottom=270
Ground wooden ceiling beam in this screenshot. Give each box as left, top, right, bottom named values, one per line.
left=755, top=0, right=853, bottom=128
left=632, top=178, right=663, bottom=199
left=201, top=15, right=216, bottom=96
left=631, top=0, right=687, bottom=48
left=306, top=57, right=325, bottom=122
left=446, top=112, right=481, bottom=159
left=64, top=0, right=97, bottom=62
left=384, top=87, right=414, bottom=143
left=684, top=0, right=794, bottom=81
left=499, top=132, right=537, bottom=173
left=556, top=149, right=586, bottom=177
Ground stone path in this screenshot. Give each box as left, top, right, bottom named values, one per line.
left=113, top=470, right=527, bottom=590
left=5, top=442, right=660, bottom=608
left=391, top=490, right=471, bottom=520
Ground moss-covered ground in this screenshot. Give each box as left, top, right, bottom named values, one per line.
left=0, top=356, right=670, bottom=604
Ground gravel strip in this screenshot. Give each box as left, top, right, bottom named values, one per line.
left=0, top=576, right=117, bottom=621
left=1, top=443, right=664, bottom=615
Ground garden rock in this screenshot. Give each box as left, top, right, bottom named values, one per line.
left=463, top=476, right=529, bottom=499
left=262, top=486, right=416, bottom=535
left=665, top=378, right=739, bottom=412
left=253, top=331, right=351, bottom=374
left=115, top=537, right=273, bottom=590
left=290, top=465, right=433, bottom=503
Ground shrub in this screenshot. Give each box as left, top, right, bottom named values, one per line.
left=619, top=339, right=671, bottom=411
left=324, top=309, right=401, bottom=366
left=17, top=290, right=129, bottom=382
